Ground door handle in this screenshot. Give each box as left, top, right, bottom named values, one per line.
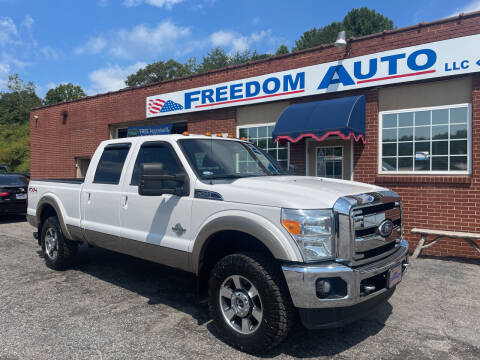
left=87, top=192, right=91, bottom=203
left=123, top=195, right=128, bottom=208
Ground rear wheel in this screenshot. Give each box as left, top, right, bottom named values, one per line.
left=208, top=252, right=295, bottom=354
left=41, top=216, right=78, bottom=270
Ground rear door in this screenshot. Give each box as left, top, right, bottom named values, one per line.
left=81, top=142, right=133, bottom=243
left=118, top=140, right=194, bottom=259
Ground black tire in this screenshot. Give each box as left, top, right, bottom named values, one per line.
left=41, top=216, right=78, bottom=270
left=208, top=252, right=295, bottom=354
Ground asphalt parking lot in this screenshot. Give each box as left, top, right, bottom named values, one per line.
left=1, top=215, right=479, bottom=360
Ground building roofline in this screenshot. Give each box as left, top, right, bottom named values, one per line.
left=31, top=10, right=480, bottom=112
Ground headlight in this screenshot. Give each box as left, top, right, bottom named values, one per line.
left=281, top=208, right=334, bottom=262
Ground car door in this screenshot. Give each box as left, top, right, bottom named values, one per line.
left=118, top=140, right=194, bottom=267
left=81, top=142, right=133, bottom=244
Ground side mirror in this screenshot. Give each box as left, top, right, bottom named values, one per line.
left=138, top=163, right=189, bottom=196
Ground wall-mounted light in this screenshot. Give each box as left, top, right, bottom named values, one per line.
left=334, top=30, right=351, bottom=58
left=61, top=110, right=68, bottom=124
left=334, top=31, right=347, bottom=49
left=33, top=115, right=39, bottom=128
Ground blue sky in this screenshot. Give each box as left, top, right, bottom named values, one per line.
left=0, top=0, right=479, bottom=97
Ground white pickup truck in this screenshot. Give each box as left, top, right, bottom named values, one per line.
left=27, top=134, right=409, bottom=353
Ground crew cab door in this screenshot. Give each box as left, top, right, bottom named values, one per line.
left=81, top=142, right=133, bottom=243
left=118, top=140, right=194, bottom=263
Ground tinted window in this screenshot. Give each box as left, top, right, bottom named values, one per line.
left=0, top=175, right=28, bottom=186
left=93, top=144, right=131, bottom=184
left=131, top=143, right=182, bottom=186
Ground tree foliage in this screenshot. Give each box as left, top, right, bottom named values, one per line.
left=196, top=47, right=230, bottom=73
left=125, top=59, right=196, bottom=87
left=275, top=45, right=289, bottom=55
left=44, top=83, right=86, bottom=105
left=0, top=74, right=41, bottom=172
left=0, top=74, right=42, bottom=125
left=293, top=7, right=394, bottom=51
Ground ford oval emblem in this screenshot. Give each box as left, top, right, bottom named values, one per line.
left=378, top=219, right=394, bottom=237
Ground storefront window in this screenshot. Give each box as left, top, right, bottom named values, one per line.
left=238, top=124, right=288, bottom=169
left=380, top=104, right=470, bottom=174
left=316, top=146, right=343, bottom=179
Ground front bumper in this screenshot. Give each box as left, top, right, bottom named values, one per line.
left=282, top=239, right=409, bottom=312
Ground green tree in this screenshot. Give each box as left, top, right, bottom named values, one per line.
left=196, top=47, right=230, bottom=73
left=293, top=7, right=394, bottom=51
left=125, top=59, right=196, bottom=87
left=275, top=45, right=289, bottom=55
left=44, top=83, right=86, bottom=105
left=343, top=7, right=394, bottom=38
left=250, top=50, right=271, bottom=61
left=0, top=74, right=41, bottom=172
left=0, top=74, right=42, bottom=125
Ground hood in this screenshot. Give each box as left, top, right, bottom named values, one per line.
left=196, top=176, right=386, bottom=209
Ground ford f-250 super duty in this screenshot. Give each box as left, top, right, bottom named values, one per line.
left=27, top=134, right=409, bottom=353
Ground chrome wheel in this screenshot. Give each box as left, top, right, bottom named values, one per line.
left=44, top=227, right=58, bottom=260
left=219, top=275, right=263, bottom=335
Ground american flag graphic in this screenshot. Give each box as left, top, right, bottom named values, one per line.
left=147, top=98, right=183, bottom=115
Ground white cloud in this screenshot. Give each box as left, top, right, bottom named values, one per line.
left=88, top=61, right=147, bottom=94
left=122, top=0, right=183, bottom=9
left=449, top=0, right=480, bottom=16
left=75, top=36, right=107, bottom=55
left=110, top=21, right=190, bottom=59
left=210, top=29, right=273, bottom=53
left=0, top=17, right=18, bottom=45
left=97, top=0, right=109, bottom=7
left=22, top=14, right=34, bottom=29
left=41, top=46, right=61, bottom=61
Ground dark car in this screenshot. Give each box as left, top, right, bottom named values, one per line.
left=0, top=174, right=29, bottom=215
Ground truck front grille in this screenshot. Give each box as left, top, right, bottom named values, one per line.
left=351, top=201, right=402, bottom=266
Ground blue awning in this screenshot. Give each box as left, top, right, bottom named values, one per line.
left=272, top=95, right=366, bottom=143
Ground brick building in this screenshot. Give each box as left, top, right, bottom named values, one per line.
left=30, top=12, right=480, bottom=258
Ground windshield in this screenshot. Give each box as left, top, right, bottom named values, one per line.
left=178, top=139, right=286, bottom=179
left=0, top=175, right=28, bottom=186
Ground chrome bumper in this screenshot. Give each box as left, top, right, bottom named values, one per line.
left=282, top=239, right=409, bottom=309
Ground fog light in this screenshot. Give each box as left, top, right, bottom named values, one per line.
left=316, top=279, right=332, bottom=298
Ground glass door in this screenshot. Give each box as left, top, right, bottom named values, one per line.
left=316, top=146, right=344, bottom=179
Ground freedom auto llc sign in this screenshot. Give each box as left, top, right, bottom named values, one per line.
left=146, top=34, right=480, bottom=118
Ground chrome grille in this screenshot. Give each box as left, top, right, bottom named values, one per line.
left=333, top=191, right=403, bottom=267
left=352, top=201, right=402, bottom=265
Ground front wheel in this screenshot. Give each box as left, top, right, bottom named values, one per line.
left=41, top=216, right=78, bottom=270
left=208, top=252, right=295, bottom=353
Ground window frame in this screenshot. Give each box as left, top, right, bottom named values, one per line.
left=129, top=141, right=187, bottom=186
left=236, top=122, right=290, bottom=169
left=315, top=145, right=344, bottom=179
left=116, top=127, right=128, bottom=139
left=93, top=143, right=132, bottom=185
left=378, top=103, right=472, bottom=175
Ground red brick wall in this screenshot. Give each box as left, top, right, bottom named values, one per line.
left=187, top=108, right=236, bottom=135
left=30, top=13, right=480, bottom=258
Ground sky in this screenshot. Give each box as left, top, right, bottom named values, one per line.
left=0, top=0, right=479, bottom=97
